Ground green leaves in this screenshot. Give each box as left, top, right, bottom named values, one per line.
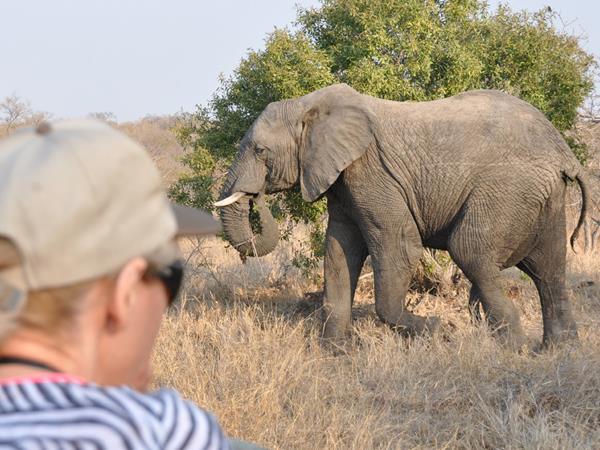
left=478, top=6, right=594, bottom=133
left=300, top=0, right=486, bottom=100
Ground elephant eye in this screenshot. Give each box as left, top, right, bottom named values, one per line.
left=255, top=146, right=267, bottom=156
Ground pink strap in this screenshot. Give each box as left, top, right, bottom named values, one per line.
left=0, top=373, right=85, bottom=385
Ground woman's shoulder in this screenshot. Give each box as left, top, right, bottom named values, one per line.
left=0, top=378, right=229, bottom=450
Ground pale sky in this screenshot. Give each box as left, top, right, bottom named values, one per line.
left=1, top=0, right=598, bottom=121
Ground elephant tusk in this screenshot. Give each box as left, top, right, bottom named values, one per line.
left=214, top=191, right=246, bottom=207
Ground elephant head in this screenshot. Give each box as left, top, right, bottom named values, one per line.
left=215, top=83, right=376, bottom=257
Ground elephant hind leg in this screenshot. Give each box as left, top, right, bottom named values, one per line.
left=518, top=256, right=577, bottom=347
left=465, top=269, right=524, bottom=348
left=448, top=222, right=526, bottom=348
left=517, top=189, right=577, bottom=347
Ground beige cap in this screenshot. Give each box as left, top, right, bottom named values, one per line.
left=0, top=119, right=220, bottom=302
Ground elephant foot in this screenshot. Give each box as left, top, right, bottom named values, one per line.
left=491, top=323, right=527, bottom=351
left=320, top=318, right=356, bottom=356
left=321, top=316, right=352, bottom=342
left=320, top=334, right=355, bottom=356
left=388, top=313, right=441, bottom=338
left=541, top=321, right=578, bottom=350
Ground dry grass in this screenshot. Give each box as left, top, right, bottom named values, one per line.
left=152, top=233, right=600, bottom=450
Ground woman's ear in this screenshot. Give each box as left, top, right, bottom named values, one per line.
left=299, top=90, right=375, bottom=202
left=104, top=257, right=148, bottom=332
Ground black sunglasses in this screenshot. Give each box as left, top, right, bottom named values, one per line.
left=144, top=259, right=184, bottom=306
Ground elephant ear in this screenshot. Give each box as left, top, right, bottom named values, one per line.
left=300, top=91, right=375, bottom=202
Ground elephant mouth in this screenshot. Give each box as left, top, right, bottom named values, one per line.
left=216, top=192, right=279, bottom=257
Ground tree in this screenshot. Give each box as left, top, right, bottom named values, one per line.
left=0, top=94, right=51, bottom=136
left=0, top=95, right=32, bottom=136
left=173, top=0, right=596, bottom=267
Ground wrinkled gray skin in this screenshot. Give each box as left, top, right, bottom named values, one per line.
left=217, top=84, right=589, bottom=348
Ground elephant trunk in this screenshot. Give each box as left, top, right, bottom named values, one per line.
left=219, top=194, right=279, bottom=257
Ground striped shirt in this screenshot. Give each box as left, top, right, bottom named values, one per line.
left=0, top=374, right=229, bottom=449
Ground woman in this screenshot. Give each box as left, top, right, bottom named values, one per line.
left=0, top=120, right=258, bottom=449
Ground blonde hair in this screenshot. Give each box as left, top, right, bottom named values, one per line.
left=0, top=281, right=94, bottom=343
left=21, top=282, right=94, bottom=331
left=0, top=237, right=96, bottom=342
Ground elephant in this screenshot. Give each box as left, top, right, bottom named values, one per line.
left=215, top=83, right=589, bottom=348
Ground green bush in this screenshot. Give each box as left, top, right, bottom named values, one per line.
left=171, top=0, right=596, bottom=270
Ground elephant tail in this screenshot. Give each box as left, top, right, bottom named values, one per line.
left=569, top=170, right=589, bottom=252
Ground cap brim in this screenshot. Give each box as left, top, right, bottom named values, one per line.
left=170, top=203, right=221, bottom=236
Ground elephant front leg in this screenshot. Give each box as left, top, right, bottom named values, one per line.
left=322, top=217, right=368, bottom=340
